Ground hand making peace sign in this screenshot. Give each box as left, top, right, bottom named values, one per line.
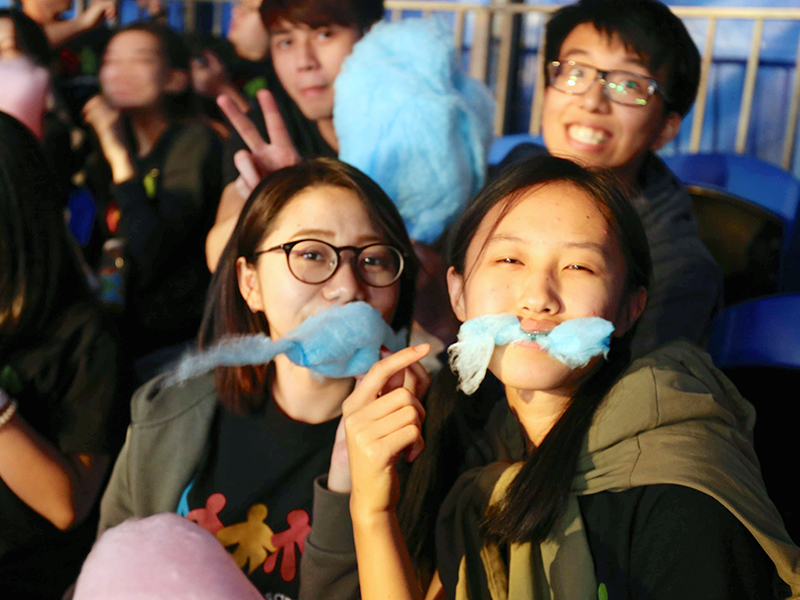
left=217, top=88, right=301, bottom=198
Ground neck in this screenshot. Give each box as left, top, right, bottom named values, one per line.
left=128, top=110, right=169, bottom=158
left=615, top=151, right=650, bottom=189
left=505, top=386, right=573, bottom=448
left=270, top=354, right=353, bottom=424
left=317, top=118, right=338, bottom=153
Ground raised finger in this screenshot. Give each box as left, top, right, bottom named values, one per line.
left=233, top=149, right=261, bottom=191
left=217, top=94, right=266, bottom=152
left=346, top=344, right=430, bottom=413
left=256, top=89, right=294, bottom=149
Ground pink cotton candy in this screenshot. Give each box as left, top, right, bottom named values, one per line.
left=0, top=57, right=49, bottom=140
left=74, top=513, right=264, bottom=600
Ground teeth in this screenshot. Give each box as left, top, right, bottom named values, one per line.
left=568, top=124, right=610, bottom=146
left=524, top=331, right=549, bottom=337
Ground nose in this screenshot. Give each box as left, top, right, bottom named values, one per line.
left=321, top=256, right=366, bottom=304
left=518, top=270, right=561, bottom=316
left=579, top=77, right=611, bottom=113
left=296, top=34, right=319, bottom=71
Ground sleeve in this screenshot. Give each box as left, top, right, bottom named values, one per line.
left=96, top=425, right=136, bottom=536
left=298, top=475, right=360, bottom=600
left=626, top=485, right=776, bottom=600
left=52, top=305, right=127, bottom=456
left=436, top=465, right=507, bottom=600
left=630, top=233, right=723, bottom=359
left=113, top=125, right=222, bottom=289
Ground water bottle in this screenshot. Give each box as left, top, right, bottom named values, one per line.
left=98, top=238, right=127, bottom=310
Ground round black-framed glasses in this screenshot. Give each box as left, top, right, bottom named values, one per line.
left=253, top=239, right=405, bottom=288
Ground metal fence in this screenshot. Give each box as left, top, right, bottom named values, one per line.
left=70, top=0, right=800, bottom=172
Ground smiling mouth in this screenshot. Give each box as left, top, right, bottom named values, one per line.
left=567, top=124, right=610, bottom=146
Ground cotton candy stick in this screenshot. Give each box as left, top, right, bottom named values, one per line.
left=166, top=302, right=406, bottom=385
left=448, top=314, right=614, bottom=394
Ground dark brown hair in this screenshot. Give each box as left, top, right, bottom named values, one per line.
left=199, top=157, right=417, bottom=414
left=261, top=0, right=384, bottom=33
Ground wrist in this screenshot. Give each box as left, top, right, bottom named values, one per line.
left=349, top=497, right=394, bottom=529
left=0, top=389, right=19, bottom=430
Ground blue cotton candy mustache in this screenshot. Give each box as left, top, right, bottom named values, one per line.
left=165, top=302, right=407, bottom=385
left=448, top=314, right=615, bottom=394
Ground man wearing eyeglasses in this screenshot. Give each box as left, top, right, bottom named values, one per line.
left=535, top=0, right=722, bottom=359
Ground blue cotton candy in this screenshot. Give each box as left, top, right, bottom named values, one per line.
left=448, top=314, right=615, bottom=394
left=165, top=302, right=406, bottom=385
left=334, top=17, right=494, bottom=244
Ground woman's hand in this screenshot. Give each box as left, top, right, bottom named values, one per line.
left=78, top=0, right=116, bottom=30
left=83, top=94, right=121, bottom=140
left=328, top=348, right=432, bottom=494
left=217, top=88, right=300, bottom=198
left=343, top=344, right=430, bottom=521
left=83, top=95, right=135, bottom=183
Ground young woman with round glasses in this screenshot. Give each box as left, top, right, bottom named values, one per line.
left=96, top=158, right=425, bottom=599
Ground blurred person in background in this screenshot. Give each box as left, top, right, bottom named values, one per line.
left=0, top=111, right=126, bottom=600
left=82, top=22, right=221, bottom=382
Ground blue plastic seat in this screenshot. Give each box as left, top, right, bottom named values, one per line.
left=663, top=153, right=800, bottom=292
left=488, top=133, right=544, bottom=167
left=661, top=153, right=800, bottom=226
left=706, top=293, right=800, bottom=369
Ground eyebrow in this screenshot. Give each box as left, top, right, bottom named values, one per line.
left=561, top=49, right=650, bottom=71
left=488, top=234, right=608, bottom=254
left=288, top=229, right=386, bottom=245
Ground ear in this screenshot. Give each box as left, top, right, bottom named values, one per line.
left=164, top=68, right=189, bottom=94
left=650, top=111, right=682, bottom=151
left=236, top=256, right=264, bottom=313
left=614, top=286, right=647, bottom=337
left=446, top=266, right=467, bottom=322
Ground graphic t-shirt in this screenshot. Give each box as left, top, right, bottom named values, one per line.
left=180, top=398, right=339, bottom=600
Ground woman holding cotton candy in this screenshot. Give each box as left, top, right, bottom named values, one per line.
left=96, top=158, right=428, bottom=599
left=342, top=155, right=798, bottom=600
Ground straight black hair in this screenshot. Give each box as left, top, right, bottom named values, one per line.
left=0, top=8, right=50, bottom=67
left=399, top=155, right=652, bottom=566
left=544, top=0, right=700, bottom=118
left=0, top=111, right=90, bottom=349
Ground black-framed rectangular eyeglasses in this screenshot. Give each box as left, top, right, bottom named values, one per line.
left=547, top=60, right=668, bottom=107
left=253, top=239, right=405, bottom=288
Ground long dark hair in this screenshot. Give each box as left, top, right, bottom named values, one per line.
left=0, top=9, right=50, bottom=67
left=199, top=157, right=418, bottom=414
left=400, top=155, right=652, bottom=567
left=0, top=111, right=90, bottom=348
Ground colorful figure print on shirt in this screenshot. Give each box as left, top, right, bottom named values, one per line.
left=186, top=492, right=226, bottom=535
left=216, top=504, right=278, bottom=573
left=263, top=509, right=312, bottom=582
left=185, top=490, right=312, bottom=583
